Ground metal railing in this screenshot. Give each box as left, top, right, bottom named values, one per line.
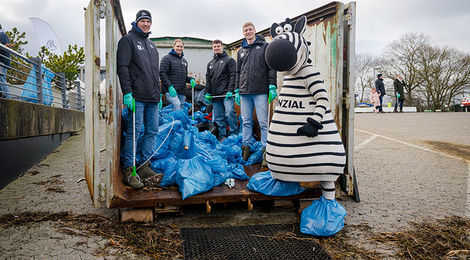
left=0, top=43, right=84, bottom=111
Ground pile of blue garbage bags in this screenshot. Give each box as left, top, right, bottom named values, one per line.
left=121, top=103, right=346, bottom=236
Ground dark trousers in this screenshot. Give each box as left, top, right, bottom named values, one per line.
left=394, top=99, right=404, bottom=112
left=378, top=95, right=384, bottom=112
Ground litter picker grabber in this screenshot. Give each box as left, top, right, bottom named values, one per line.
left=130, top=99, right=142, bottom=184
left=192, top=85, right=195, bottom=120
left=268, top=92, right=273, bottom=126
left=208, top=94, right=227, bottom=99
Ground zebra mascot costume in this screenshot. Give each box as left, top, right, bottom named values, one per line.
left=264, top=16, right=347, bottom=236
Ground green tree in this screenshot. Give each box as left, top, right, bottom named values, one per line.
left=5, top=27, right=28, bottom=53
left=34, top=44, right=85, bottom=83
left=5, top=27, right=30, bottom=85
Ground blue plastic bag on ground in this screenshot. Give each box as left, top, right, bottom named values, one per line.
left=300, top=196, right=347, bottom=236
left=176, top=156, right=214, bottom=199
left=228, top=164, right=249, bottom=180
left=151, top=154, right=178, bottom=187
left=247, top=171, right=306, bottom=196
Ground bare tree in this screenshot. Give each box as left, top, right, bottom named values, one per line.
left=355, top=53, right=376, bottom=103
left=416, top=45, right=470, bottom=110
left=383, top=33, right=429, bottom=106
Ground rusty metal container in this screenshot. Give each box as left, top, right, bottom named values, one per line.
left=84, top=0, right=358, bottom=212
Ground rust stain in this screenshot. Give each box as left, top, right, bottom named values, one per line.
left=422, top=140, right=470, bottom=161
left=94, top=57, right=100, bottom=66
left=108, top=83, right=114, bottom=123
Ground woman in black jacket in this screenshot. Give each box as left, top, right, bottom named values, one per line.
left=159, top=39, right=195, bottom=112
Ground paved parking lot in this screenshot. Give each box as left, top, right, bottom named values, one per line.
left=0, top=112, right=469, bottom=258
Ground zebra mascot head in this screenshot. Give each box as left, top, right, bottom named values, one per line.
left=265, top=16, right=311, bottom=75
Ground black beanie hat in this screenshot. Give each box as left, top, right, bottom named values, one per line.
left=136, top=10, right=152, bottom=23
left=377, top=73, right=383, bottom=78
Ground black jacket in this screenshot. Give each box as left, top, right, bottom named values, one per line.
left=235, top=35, right=276, bottom=94
left=0, top=30, right=11, bottom=67
left=160, top=50, right=192, bottom=94
left=117, top=26, right=160, bottom=102
left=206, top=51, right=236, bottom=101
left=375, top=78, right=385, bottom=96
left=393, top=78, right=406, bottom=100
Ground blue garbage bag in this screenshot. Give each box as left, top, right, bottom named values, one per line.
left=206, top=155, right=231, bottom=186
left=21, top=65, right=55, bottom=105
left=157, top=155, right=179, bottom=187
left=228, top=164, right=249, bottom=180
left=42, top=66, right=54, bottom=105
left=300, top=196, right=347, bottom=236
left=176, top=156, right=214, bottom=199
left=243, top=140, right=264, bottom=165
left=247, top=171, right=306, bottom=196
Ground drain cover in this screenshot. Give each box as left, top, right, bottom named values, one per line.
left=181, top=224, right=331, bottom=260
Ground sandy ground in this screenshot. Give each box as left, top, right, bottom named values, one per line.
left=0, top=112, right=469, bottom=259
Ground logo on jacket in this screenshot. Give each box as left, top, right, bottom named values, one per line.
left=256, top=46, right=261, bottom=49
left=277, top=99, right=306, bottom=109
left=182, top=61, right=187, bottom=66
left=220, top=60, right=224, bottom=64
left=240, top=52, right=246, bottom=58
left=136, top=41, right=144, bottom=51
left=209, top=65, right=213, bottom=70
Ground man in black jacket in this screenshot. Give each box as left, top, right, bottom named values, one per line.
left=375, top=74, right=385, bottom=113
left=205, top=39, right=238, bottom=141
left=235, top=22, right=277, bottom=163
left=159, top=39, right=196, bottom=112
left=117, top=10, right=162, bottom=189
left=393, top=74, right=406, bottom=112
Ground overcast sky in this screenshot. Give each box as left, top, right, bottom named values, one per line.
left=2, top=0, right=470, bottom=57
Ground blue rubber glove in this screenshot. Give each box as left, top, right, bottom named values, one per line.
left=226, top=91, right=233, bottom=100
left=234, top=89, right=240, bottom=106
left=158, top=94, right=162, bottom=110
left=190, top=78, right=196, bottom=88
left=268, top=85, right=277, bottom=103
left=396, top=93, right=401, bottom=98
left=168, top=85, right=177, bottom=97
left=123, top=93, right=134, bottom=111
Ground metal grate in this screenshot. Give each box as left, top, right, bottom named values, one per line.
left=181, top=224, right=331, bottom=260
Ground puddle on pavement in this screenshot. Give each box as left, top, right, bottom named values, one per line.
left=422, top=140, right=470, bottom=161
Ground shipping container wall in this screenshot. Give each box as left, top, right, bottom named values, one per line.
left=156, top=47, right=213, bottom=85
left=227, top=2, right=344, bottom=128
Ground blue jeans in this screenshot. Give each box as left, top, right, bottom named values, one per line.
left=166, top=92, right=185, bottom=112
left=394, top=99, right=404, bottom=111
left=212, top=97, right=238, bottom=139
left=0, top=65, right=10, bottom=99
left=122, top=101, right=160, bottom=168
left=240, top=94, right=268, bottom=147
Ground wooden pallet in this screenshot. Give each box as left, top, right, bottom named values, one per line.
left=114, top=164, right=321, bottom=221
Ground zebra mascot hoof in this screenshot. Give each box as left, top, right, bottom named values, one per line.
left=264, top=16, right=347, bottom=236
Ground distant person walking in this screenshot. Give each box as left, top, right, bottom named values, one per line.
left=375, top=73, right=385, bottom=113
left=393, top=74, right=406, bottom=113
left=160, top=39, right=196, bottom=112
left=204, top=39, right=238, bottom=141
left=370, top=86, right=380, bottom=113
left=0, top=24, right=13, bottom=99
